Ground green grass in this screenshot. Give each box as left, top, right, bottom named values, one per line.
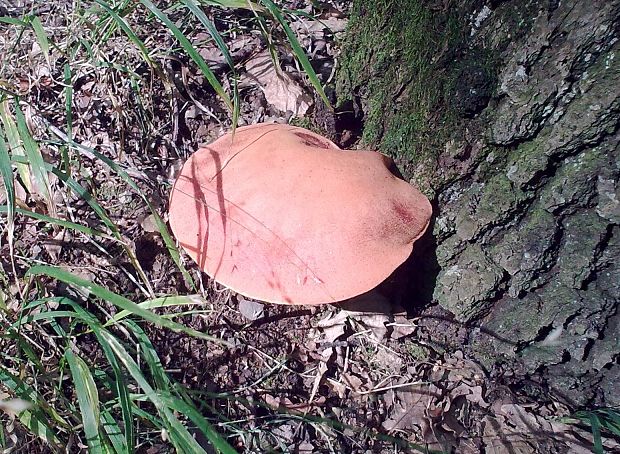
left=0, top=1, right=333, bottom=451
left=564, top=408, right=620, bottom=454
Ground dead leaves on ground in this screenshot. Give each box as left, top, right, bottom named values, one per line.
left=238, top=9, right=348, bottom=117
left=242, top=50, right=313, bottom=116
left=304, top=292, right=615, bottom=452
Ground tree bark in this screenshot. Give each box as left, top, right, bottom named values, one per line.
left=337, top=0, right=619, bottom=408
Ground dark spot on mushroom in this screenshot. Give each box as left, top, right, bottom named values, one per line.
left=383, top=198, right=424, bottom=241
left=391, top=199, right=415, bottom=225
left=294, top=132, right=330, bottom=149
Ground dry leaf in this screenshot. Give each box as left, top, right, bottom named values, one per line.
left=243, top=51, right=313, bottom=115
left=481, top=403, right=612, bottom=453
left=198, top=44, right=227, bottom=68
left=315, top=310, right=347, bottom=344
left=0, top=398, right=32, bottom=415
left=42, top=230, right=69, bottom=261
left=291, top=16, right=348, bottom=38
left=337, top=290, right=393, bottom=340
left=341, top=372, right=363, bottom=392
left=140, top=214, right=159, bottom=233
left=382, top=384, right=441, bottom=432
left=451, top=383, right=490, bottom=408
left=309, top=361, right=328, bottom=403
left=326, top=378, right=347, bottom=398
left=390, top=314, right=417, bottom=339
left=265, top=393, right=325, bottom=414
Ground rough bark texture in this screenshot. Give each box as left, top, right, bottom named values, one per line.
left=337, top=0, right=619, bottom=408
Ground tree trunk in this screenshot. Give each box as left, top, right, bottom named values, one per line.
left=337, top=0, right=619, bottom=408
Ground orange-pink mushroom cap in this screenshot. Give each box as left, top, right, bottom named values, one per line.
left=168, top=123, right=432, bottom=305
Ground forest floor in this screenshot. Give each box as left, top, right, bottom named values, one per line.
left=0, top=1, right=618, bottom=453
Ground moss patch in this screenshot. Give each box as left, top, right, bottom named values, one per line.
left=336, top=0, right=498, bottom=171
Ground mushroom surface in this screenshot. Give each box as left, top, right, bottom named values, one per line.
left=168, top=123, right=432, bottom=305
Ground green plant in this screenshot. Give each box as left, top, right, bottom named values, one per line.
left=564, top=408, right=620, bottom=454
left=0, top=0, right=334, bottom=451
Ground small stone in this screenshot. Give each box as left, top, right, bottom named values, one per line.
left=237, top=296, right=264, bottom=321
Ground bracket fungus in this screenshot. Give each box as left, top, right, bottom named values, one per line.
left=168, top=123, right=432, bottom=305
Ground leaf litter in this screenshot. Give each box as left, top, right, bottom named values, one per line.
left=242, top=49, right=314, bottom=116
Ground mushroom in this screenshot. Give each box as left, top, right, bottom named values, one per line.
left=168, top=123, right=432, bottom=305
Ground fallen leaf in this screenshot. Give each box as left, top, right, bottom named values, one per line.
left=390, top=314, right=417, bottom=339
left=382, top=384, right=441, bottom=432
left=481, top=403, right=614, bottom=453
left=326, top=378, right=346, bottom=399
left=0, top=398, right=32, bottom=415
left=243, top=50, right=313, bottom=115
left=315, top=310, right=347, bottom=344
left=42, top=230, right=68, bottom=261
left=198, top=43, right=227, bottom=68
left=296, top=441, right=315, bottom=454
left=140, top=214, right=159, bottom=233
left=291, top=16, right=348, bottom=38
left=265, top=393, right=325, bottom=414
left=309, top=361, right=328, bottom=403
left=341, top=372, right=363, bottom=392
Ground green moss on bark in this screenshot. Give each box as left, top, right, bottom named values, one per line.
left=336, top=0, right=498, bottom=168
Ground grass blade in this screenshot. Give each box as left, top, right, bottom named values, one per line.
left=26, top=299, right=135, bottom=453
left=98, top=329, right=209, bottom=453
left=65, top=349, right=106, bottom=452
left=105, top=295, right=206, bottom=326
left=0, top=205, right=115, bottom=239
left=159, top=394, right=237, bottom=454
left=200, top=0, right=265, bottom=10
left=46, top=168, right=118, bottom=235
left=29, top=16, right=50, bottom=66
left=139, top=0, right=233, bottom=112
left=61, top=63, right=72, bottom=173
left=598, top=408, right=620, bottom=434
left=147, top=207, right=197, bottom=291
left=0, top=127, right=15, bottom=247
left=183, top=0, right=242, bottom=131
left=122, top=320, right=236, bottom=453
left=14, top=102, right=56, bottom=217
left=44, top=122, right=196, bottom=290
left=259, top=0, right=330, bottom=109
left=94, top=0, right=157, bottom=70
left=0, top=367, right=64, bottom=448
left=48, top=165, right=155, bottom=296
left=26, top=265, right=230, bottom=346
left=70, top=312, right=135, bottom=453
left=182, top=0, right=234, bottom=70
left=122, top=319, right=171, bottom=391
left=0, top=17, right=27, bottom=26
left=589, top=413, right=603, bottom=454
left=100, top=407, right=128, bottom=454
left=0, top=100, right=32, bottom=193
